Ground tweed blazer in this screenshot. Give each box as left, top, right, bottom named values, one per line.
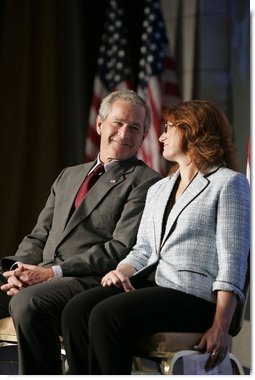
left=2, top=157, right=161, bottom=277
left=120, top=166, right=250, bottom=303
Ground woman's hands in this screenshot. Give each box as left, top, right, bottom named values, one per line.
left=101, top=264, right=137, bottom=292
left=194, top=290, right=237, bottom=371
left=194, top=324, right=231, bottom=371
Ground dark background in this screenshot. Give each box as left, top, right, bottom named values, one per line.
left=0, top=0, right=250, bottom=257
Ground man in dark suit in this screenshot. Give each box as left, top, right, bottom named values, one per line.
left=0, top=90, right=161, bottom=374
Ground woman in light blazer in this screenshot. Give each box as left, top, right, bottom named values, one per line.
left=61, top=100, right=250, bottom=375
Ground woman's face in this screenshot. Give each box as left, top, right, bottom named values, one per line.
left=159, top=121, right=186, bottom=163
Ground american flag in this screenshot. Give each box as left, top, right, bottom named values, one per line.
left=137, top=0, right=181, bottom=174
left=85, top=0, right=133, bottom=162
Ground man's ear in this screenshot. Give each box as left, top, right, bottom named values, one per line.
left=140, top=130, right=148, bottom=146
left=96, top=115, right=102, bottom=135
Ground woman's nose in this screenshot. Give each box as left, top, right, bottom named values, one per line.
left=159, top=132, right=165, bottom=142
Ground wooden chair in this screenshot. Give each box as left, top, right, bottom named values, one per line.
left=133, top=261, right=250, bottom=375
left=0, top=316, right=18, bottom=374
left=0, top=317, right=67, bottom=373
left=0, top=317, right=16, bottom=344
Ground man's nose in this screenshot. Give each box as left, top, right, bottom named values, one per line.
left=118, top=125, right=131, bottom=140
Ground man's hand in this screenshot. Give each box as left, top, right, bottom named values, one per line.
left=10, top=264, right=55, bottom=286
left=1, top=264, right=55, bottom=296
left=1, top=265, right=24, bottom=295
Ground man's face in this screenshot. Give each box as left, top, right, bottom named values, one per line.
left=96, top=100, right=146, bottom=162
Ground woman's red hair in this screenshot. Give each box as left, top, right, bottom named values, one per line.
left=163, top=100, right=238, bottom=173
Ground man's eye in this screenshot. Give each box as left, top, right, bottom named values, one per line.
left=111, top=122, right=121, bottom=127
left=129, top=126, right=141, bottom=133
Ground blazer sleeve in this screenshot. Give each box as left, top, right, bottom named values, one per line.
left=213, top=173, right=250, bottom=301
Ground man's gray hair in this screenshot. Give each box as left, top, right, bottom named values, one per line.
left=98, top=90, right=151, bottom=135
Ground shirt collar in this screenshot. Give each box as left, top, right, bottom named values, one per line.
left=95, top=155, right=119, bottom=173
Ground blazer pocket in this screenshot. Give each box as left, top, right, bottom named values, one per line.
left=177, top=269, right=207, bottom=277
left=175, top=266, right=213, bottom=291
left=176, top=264, right=212, bottom=277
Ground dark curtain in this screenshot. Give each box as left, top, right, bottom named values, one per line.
left=0, top=0, right=147, bottom=258
left=0, top=0, right=64, bottom=256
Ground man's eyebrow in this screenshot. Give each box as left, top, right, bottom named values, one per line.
left=113, top=119, right=143, bottom=128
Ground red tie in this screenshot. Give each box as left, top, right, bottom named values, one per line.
left=74, top=164, right=105, bottom=209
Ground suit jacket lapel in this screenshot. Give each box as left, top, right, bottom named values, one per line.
left=160, top=171, right=210, bottom=248
left=63, top=159, right=137, bottom=238
left=62, top=162, right=95, bottom=230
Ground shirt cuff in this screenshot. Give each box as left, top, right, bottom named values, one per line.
left=10, top=261, right=22, bottom=270
left=52, top=265, right=63, bottom=278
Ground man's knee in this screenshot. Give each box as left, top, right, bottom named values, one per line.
left=9, top=287, right=41, bottom=322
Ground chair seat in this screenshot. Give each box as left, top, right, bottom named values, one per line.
left=135, top=332, right=203, bottom=359
left=0, top=317, right=17, bottom=343
left=134, top=332, right=238, bottom=375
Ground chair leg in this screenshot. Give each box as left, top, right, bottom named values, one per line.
left=61, top=347, right=68, bottom=374
left=166, top=350, right=198, bottom=375
left=133, top=357, right=162, bottom=374
left=160, top=358, right=172, bottom=375
left=132, top=357, right=143, bottom=372
left=229, top=353, right=245, bottom=375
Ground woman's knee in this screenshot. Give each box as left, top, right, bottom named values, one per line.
left=62, top=292, right=89, bottom=331
left=63, top=287, right=123, bottom=334
left=88, top=292, right=128, bottom=334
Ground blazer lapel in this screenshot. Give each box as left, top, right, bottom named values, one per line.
left=160, top=171, right=210, bottom=247
left=153, top=171, right=180, bottom=253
